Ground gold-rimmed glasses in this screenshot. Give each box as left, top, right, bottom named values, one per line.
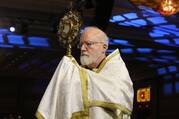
left=78, top=41, right=104, bottom=49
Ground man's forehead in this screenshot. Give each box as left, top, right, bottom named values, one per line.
left=80, top=29, right=105, bottom=42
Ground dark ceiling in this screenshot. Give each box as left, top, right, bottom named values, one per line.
left=0, top=0, right=179, bottom=81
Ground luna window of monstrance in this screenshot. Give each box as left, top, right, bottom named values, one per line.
left=58, top=8, right=82, bottom=57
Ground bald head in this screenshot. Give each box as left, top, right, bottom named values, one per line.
left=80, top=27, right=109, bottom=46
left=80, top=26, right=109, bottom=69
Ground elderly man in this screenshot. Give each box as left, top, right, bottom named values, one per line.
left=36, top=27, right=134, bottom=119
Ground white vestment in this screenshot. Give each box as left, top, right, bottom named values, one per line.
left=36, top=49, right=134, bottom=119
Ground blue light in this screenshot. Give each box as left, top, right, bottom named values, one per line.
left=0, top=44, right=13, bottom=48
left=175, top=73, right=179, bottom=78
left=111, top=15, right=125, bottom=22
left=134, top=57, right=149, bottom=62
left=153, top=58, right=169, bottom=63
left=131, top=19, right=147, bottom=26
left=154, top=26, right=179, bottom=37
left=120, top=48, right=133, bottom=54
left=110, top=39, right=133, bottom=46
left=163, top=83, right=172, bottom=95
left=109, top=19, right=115, bottom=23
left=147, top=17, right=167, bottom=25
left=107, top=49, right=115, bottom=53
left=7, top=35, right=24, bottom=45
left=175, top=60, right=179, bottom=64
left=137, top=48, right=153, bottom=53
left=157, top=50, right=175, bottom=54
left=139, top=6, right=160, bottom=15
left=112, top=39, right=128, bottom=44
left=173, top=38, right=179, bottom=45
left=168, top=65, right=177, bottom=73
left=149, top=29, right=169, bottom=38
left=19, top=46, right=34, bottom=49
left=154, top=39, right=170, bottom=44
left=118, top=22, right=131, bottom=27
left=0, top=28, right=11, bottom=34
left=0, top=34, right=4, bottom=43
left=163, top=75, right=173, bottom=80
left=176, top=81, right=179, bottom=94
left=160, top=56, right=177, bottom=60
left=149, top=32, right=165, bottom=37
left=157, top=67, right=167, bottom=75
left=123, top=13, right=138, bottom=19
left=123, top=21, right=141, bottom=27
left=160, top=25, right=178, bottom=30
left=28, top=37, right=49, bottom=47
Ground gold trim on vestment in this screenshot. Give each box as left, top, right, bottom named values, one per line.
left=95, top=49, right=119, bottom=73
left=71, top=67, right=90, bottom=119
left=71, top=111, right=89, bottom=119
left=35, top=111, right=45, bottom=119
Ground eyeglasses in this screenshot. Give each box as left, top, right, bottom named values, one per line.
left=78, top=41, right=104, bottom=48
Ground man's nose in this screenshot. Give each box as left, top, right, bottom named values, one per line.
left=81, top=43, right=87, bottom=51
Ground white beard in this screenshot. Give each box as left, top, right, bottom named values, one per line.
left=80, top=55, right=93, bottom=67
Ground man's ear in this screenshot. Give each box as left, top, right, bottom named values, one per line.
left=102, top=44, right=108, bottom=54
left=103, top=44, right=108, bottom=50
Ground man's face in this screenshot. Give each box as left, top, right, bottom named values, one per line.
left=80, top=32, right=106, bottom=67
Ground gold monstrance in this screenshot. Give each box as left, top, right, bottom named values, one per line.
left=58, top=5, right=82, bottom=57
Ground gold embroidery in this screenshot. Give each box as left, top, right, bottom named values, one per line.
left=96, top=49, right=119, bottom=73
left=35, top=111, right=45, bottom=119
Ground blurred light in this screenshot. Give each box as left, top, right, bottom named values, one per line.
left=123, top=13, right=138, bottom=19
left=7, top=35, right=24, bottom=45
left=107, top=49, right=115, bottom=53
left=19, top=46, right=34, bottom=49
left=154, top=26, right=179, bottom=36
left=160, top=24, right=178, bottom=30
left=137, top=48, right=153, bottom=53
left=149, top=29, right=169, bottom=38
left=139, top=5, right=160, bottom=15
left=9, top=26, right=15, bottom=32
left=137, top=87, right=150, bottom=103
left=0, top=28, right=10, bottom=34
left=135, top=57, right=149, bottom=62
left=120, top=48, right=133, bottom=54
left=0, top=44, right=13, bottom=48
left=131, top=19, right=147, bottom=26
left=168, top=65, right=177, bottom=72
left=157, top=50, right=175, bottom=54
left=173, top=38, right=179, bottom=45
left=118, top=22, right=131, bottom=27
left=153, top=58, right=169, bottom=63
left=147, top=17, right=167, bottom=25
left=111, top=15, right=125, bottom=22
left=175, top=81, right=179, bottom=93
left=122, top=21, right=141, bottom=27
left=28, top=37, right=49, bottom=47
left=157, top=0, right=178, bottom=16
left=163, top=83, right=172, bottom=95
left=0, top=34, right=4, bottom=43
left=109, top=39, right=133, bottom=46
left=154, top=39, right=170, bottom=44
left=160, top=55, right=177, bottom=60
left=157, top=67, right=167, bottom=75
